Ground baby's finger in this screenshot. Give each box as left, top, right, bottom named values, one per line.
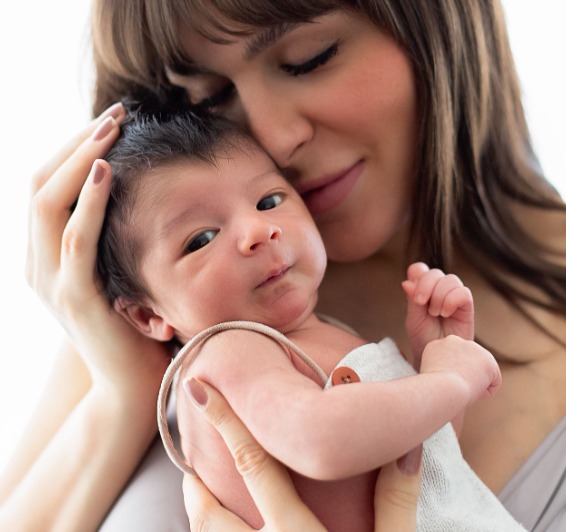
left=439, top=285, right=474, bottom=318
left=411, top=268, right=445, bottom=306
left=401, top=279, right=416, bottom=299
left=427, top=274, right=464, bottom=316
left=406, top=262, right=430, bottom=282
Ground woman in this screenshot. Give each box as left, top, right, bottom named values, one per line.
left=4, top=0, right=566, bottom=530
left=1, top=6, right=423, bottom=531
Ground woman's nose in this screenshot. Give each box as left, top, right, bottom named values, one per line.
left=237, top=217, right=282, bottom=256
left=239, top=86, right=313, bottom=168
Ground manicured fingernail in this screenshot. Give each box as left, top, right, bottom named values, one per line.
left=99, top=102, right=125, bottom=121
left=92, top=116, right=116, bottom=141
left=396, top=445, right=423, bottom=476
left=91, top=160, right=106, bottom=184
left=183, top=378, right=208, bottom=407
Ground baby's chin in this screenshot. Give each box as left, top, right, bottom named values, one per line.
left=258, top=298, right=319, bottom=335
left=174, top=296, right=318, bottom=342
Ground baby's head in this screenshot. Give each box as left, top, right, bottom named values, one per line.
left=98, top=107, right=326, bottom=342
left=98, top=106, right=242, bottom=306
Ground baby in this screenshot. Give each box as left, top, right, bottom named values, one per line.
left=98, top=108, right=525, bottom=531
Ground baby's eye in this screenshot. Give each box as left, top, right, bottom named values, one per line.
left=257, top=193, right=284, bottom=211
left=186, top=229, right=218, bottom=253
left=281, top=43, right=339, bottom=77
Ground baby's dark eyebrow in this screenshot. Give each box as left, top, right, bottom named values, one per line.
left=244, top=22, right=301, bottom=60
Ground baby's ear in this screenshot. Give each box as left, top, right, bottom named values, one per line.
left=114, top=297, right=175, bottom=341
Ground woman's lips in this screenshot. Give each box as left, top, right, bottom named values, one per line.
left=299, top=160, right=365, bottom=216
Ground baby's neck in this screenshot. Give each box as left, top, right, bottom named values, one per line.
left=284, top=313, right=367, bottom=376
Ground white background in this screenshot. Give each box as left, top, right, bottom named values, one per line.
left=0, top=1, right=564, bottom=474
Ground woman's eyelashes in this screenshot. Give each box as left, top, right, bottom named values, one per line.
left=194, top=43, right=340, bottom=110
left=281, top=43, right=339, bottom=77
left=194, top=83, right=235, bottom=111
left=186, top=229, right=218, bottom=253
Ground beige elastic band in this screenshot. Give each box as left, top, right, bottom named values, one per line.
left=157, top=320, right=328, bottom=476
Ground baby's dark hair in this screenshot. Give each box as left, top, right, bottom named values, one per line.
left=97, top=101, right=247, bottom=307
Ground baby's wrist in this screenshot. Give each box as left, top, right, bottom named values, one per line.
left=420, top=366, right=474, bottom=407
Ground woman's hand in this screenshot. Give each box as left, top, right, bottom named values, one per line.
left=3, top=107, right=176, bottom=527
left=26, top=103, right=171, bottom=390
left=183, top=380, right=422, bottom=531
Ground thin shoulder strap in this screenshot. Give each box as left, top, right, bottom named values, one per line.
left=157, top=320, right=328, bottom=475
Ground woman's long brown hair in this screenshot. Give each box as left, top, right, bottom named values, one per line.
left=91, top=0, right=566, bottom=348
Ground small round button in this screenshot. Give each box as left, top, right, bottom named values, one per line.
left=331, top=366, right=361, bottom=385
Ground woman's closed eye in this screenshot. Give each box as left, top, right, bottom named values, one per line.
left=193, top=83, right=235, bottom=111
left=186, top=229, right=219, bottom=253
left=257, top=193, right=284, bottom=211
left=193, top=43, right=339, bottom=110
left=281, top=43, right=339, bottom=77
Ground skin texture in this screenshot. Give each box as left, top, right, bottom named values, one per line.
left=114, top=138, right=499, bottom=529
left=168, top=11, right=419, bottom=262
left=2, top=81, right=425, bottom=531
left=8, top=3, right=566, bottom=531
left=167, top=8, right=566, bottom=495
left=181, top=379, right=423, bottom=532
left=126, top=147, right=326, bottom=340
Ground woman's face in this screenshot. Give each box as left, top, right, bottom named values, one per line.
left=168, top=9, right=419, bottom=261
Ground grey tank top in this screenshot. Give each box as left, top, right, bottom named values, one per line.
left=498, top=415, right=566, bottom=532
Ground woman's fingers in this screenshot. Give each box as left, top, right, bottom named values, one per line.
left=41, top=115, right=122, bottom=210
left=27, top=107, right=124, bottom=302
left=60, top=160, right=112, bottom=295
left=374, top=445, right=423, bottom=532
left=182, top=474, right=253, bottom=532
left=31, top=116, right=121, bottom=263
left=29, top=103, right=124, bottom=194
left=185, top=378, right=326, bottom=531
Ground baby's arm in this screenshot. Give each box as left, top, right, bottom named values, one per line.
left=182, top=327, right=500, bottom=482
left=402, top=262, right=474, bottom=370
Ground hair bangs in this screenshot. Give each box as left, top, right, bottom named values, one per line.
left=150, top=0, right=344, bottom=74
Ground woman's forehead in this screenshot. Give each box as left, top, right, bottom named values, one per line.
left=163, top=0, right=342, bottom=69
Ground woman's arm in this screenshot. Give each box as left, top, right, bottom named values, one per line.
left=188, top=330, right=500, bottom=481
left=0, top=341, right=91, bottom=505
left=0, top=351, right=164, bottom=531
left=1, top=105, right=173, bottom=530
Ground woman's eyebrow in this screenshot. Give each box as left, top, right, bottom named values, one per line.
left=170, top=21, right=305, bottom=76
left=244, top=22, right=301, bottom=60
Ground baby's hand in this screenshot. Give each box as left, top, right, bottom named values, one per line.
left=402, top=263, right=474, bottom=367
left=420, top=335, right=502, bottom=403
